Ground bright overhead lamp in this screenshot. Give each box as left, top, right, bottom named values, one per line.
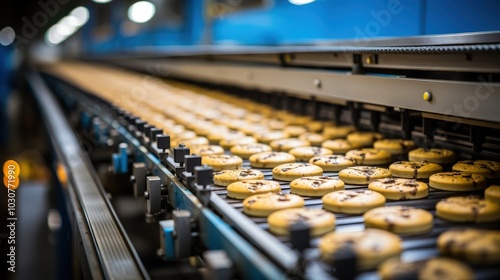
left=0, top=26, right=16, bottom=46
left=289, top=0, right=316, bottom=5
left=128, top=1, right=156, bottom=24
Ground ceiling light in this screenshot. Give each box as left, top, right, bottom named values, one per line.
left=0, top=26, right=15, bottom=46
left=128, top=1, right=156, bottom=24
left=289, top=0, right=316, bottom=5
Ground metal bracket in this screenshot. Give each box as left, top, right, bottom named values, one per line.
left=145, top=176, right=161, bottom=214
left=131, top=162, right=147, bottom=198
left=173, top=210, right=192, bottom=258
left=203, top=250, right=233, bottom=280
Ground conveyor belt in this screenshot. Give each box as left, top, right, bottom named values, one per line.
left=210, top=160, right=500, bottom=279
left=38, top=62, right=500, bottom=279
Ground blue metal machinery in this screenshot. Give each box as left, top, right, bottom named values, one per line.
left=81, top=0, right=500, bottom=52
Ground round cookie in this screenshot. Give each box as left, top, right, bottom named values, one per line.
left=242, top=193, right=305, bottom=217
left=290, top=176, right=345, bottom=197
left=267, top=208, right=335, bottom=236
left=253, top=130, right=289, bottom=144
left=201, top=154, right=243, bottom=171
left=373, top=139, right=416, bottom=155
left=284, top=125, right=308, bottom=137
left=389, top=161, right=443, bottom=179
left=345, top=148, right=392, bottom=165
left=408, top=148, right=455, bottom=164
left=338, top=166, right=392, bottom=185
left=230, top=143, right=272, bottom=159
left=322, top=190, right=386, bottom=214
left=270, top=138, right=311, bottom=152
left=378, top=257, right=474, bottom=280
left=347, top=132, right=383, bottom=147
left=436, top=196, right=500, bottom=223
left=213, top=169, right=265, bottom=186
left=429, top=172, right=487, bottom=191
left=364, top=206, right=433, bottom=235
left=298, top=132, right=325, bottom=146
left=485, top=185, right=500, bottom=204
left=318, top=229, right=402, bottom=269
left=452, top=160, right=500, bottom=179
left=182, top=136, right=210, bottom=147
left=289, top=146, right=333, bottom=161
left=322, top=139, right=361, bottom=154
left=227, top=180, right=281, bottom=199
left=219, top=136, right=257, bottom=149
left=190, top=145, right=225, bottom=156
left=323, top=126, right=355, bottom=139
left=249, top=152, right=296, bottom=168
left=208, top=130, right=244, bottom=144
left=309, top=155, right=357, bottom=172
left=438, top=228, right=500, bottom=265
left=368, top=178, right=429, bottom=200
left=272, top=163, right=323, bottom=181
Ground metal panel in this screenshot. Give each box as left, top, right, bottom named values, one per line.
left=122, top=59, right=500, bottom=123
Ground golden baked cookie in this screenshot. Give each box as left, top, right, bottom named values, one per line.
left=364, top=206, right=433, bottom=234
left=249, top=152, right=296, bottom=168
left=272, top=163, right=323, bottom=181
left=207, top=130, right=245, bottom=144
left=289, top=146, right=333, bottom=161
left=347, top=132, right=383, bottom=147
left=307, top=121, right=331, bottom=133
left=373, top=139, right=416, bottom=155
left=190, top=145, right=225, bottom=156
left=338, top=166, right=392, bottom=185
left=321, top=139, right=362, bottom=154
left=242, top=193, right=305, bottom=217
left=345, top=148, right=392, bottom=165
left=322, top=190, right=386, bottom=214
left=309, top=155, right=357, bottom=172
left=429, top=172, right=487, bottom=191
left=253, top=130, right=289, bottom=144
left=290, top=176, right=345, bottom=196
left=201, top=154, right=243, bottom=171
left=485, top=185, right=500, bottom=204
left=298, top=132, right=326, bottom=146
left=182, top=136, right=209, bottom=148
left=438, top=228, right=500, bottom=265
left=378, top=257, right=474, bottom=280
left=269, top=138, right=311, bottom=152
left=318, top=229, right=402, bottom=269
left=389, top=161, right=443, bottom=179
left=213, top=169, right=265, bottom=186
left=452, top=160, right=500, bottom=179
left=267, top=208, right=335, bottom=236
left=227, top=180, right=281, bottom=199
left=284, top=125, right=308, bottom=137
left=408, top=148, right=455, bottom=164
left=436, top=196, right=500, bottom=223
left=230, top=143, right=272, bottom=159
left=219, top=136, right=257, bottom=149
left=368, top=178, right=429, bottom=200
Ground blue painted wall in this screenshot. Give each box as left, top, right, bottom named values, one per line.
left=81, top=0, right=500, bottom=52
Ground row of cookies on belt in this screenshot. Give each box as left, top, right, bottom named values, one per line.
left=212, top=164, right=500, bottom=279
left=212, top=166, right=500, bottom=280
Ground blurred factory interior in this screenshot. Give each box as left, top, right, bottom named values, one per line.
left=1, top=1, right=500, bottom=280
